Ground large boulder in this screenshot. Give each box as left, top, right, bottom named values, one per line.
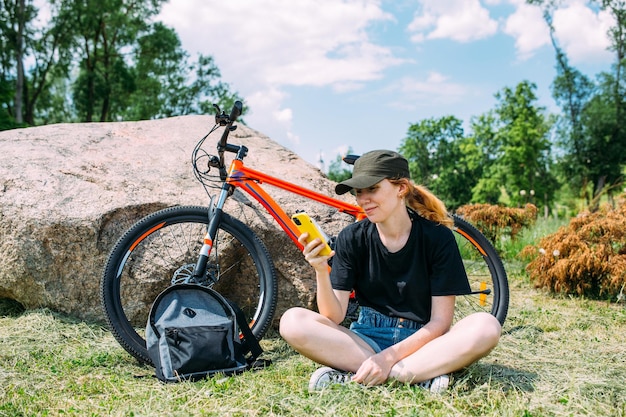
left=0, top=116, right=356, bottom=325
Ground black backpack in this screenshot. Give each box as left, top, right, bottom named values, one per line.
left=146, top=284, right=267, bottom=382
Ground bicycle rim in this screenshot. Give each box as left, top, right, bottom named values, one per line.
left=100, top=205, right=277, bottom=364
left=452, top=214, right=509, bottom=326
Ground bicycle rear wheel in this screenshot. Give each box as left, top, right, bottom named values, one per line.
left=452, top=214, right=509, bottom=325
left=101, top=205, right=277, bottom=365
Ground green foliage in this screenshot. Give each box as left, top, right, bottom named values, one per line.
left=400, top=115, right=479, bottom=209
left=550, top=36, right=595, bottom=202
left=498, top=215, right=569, bottom=263
left=467, top=112, right=503, bottom=204
left=399, top=82, right=556, bottom=212
left=57, top=0, right=166, bottom=121
left=0, top=77, right=17, bottom=130
left=579, top=72, right=626, bottom=205
left=530, top=0, right=626, bottom=210
left=491, top=81, right=557, bottom=208
left=0, top=0, right=242, bottom=126
left=326, top=147, right=353, bottom=183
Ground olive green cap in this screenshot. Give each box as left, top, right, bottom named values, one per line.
left=335, top=150, right=410, bottom=195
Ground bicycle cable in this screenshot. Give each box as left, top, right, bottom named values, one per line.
left=192, top=124, right=224, bottom=193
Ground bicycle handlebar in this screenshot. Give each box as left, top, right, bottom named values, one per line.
left=215, top=101, right=244, bottom=180
left=229, top=101, right=243, bottom=122
left=218, top=101, right=243, bottom=148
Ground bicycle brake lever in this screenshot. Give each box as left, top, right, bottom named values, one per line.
left=213, top=103, right=231, bottom=126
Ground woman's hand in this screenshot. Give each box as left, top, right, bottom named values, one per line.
left=298, top=234, right=346, bottom=323
left=352, top=353, right=393, bottom=386
left=298, top=233, right=334, bottom=273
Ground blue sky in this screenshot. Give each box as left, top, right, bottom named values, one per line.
left=158, top=0, right=614, bottom=170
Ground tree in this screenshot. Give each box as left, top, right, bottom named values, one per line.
left=580, top=72, right=626, bottom=207
left=54, top=0, right=166, bottom=122
left=529, top=0, right=626, bottom=208
left=1, top=0, right=76, bottom=127
left=399, top=116, right=478, bottom=209
left=0, top=0, right=36, bottom=126
left=123, top=22, right=183, bottom=120
left=468, top=112, right=503, bottom=205
left=492, top=81, right=557, bottom=209
left=327, top=147, right=354, bottom=183
left=123, top=23, right=243, bottom=121
left=0, top=0, right=243, bottom=125
left=591, top=0, right=626, bottom=206
left=543, top=8, right=596, bottom=204
left=0, top=78, right=18, bottom=130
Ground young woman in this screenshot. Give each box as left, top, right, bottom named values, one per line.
left=279, top=150, right=502, bottom=392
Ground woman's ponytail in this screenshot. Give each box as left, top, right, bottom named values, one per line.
left=391, top=178, right=454, bottom=229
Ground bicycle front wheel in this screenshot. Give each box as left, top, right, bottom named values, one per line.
left=452, top=214, right=509, bottom=326
left=100, top=205, right=277, bottom=364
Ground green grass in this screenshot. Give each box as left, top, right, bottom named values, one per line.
left=1, top=217, right=625, bottom=416
left=498, top=216, right=569, bottom=261
left=1, top=278, right=625, bottom=416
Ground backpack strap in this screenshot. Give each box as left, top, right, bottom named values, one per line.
left=226, top=299, right=264, bottom=360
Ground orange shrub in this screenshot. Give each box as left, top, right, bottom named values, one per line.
left=521, top=197, right=626, bottom=299
left=455, top=203, right=538, bottom=244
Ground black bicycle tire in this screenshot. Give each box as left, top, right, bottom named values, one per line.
left=100, top=205, right=277, bottom=365
left=452, top=214, right=509, bottom=326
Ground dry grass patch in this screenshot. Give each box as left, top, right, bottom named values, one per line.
left=522, top=197, right=626, bottom=299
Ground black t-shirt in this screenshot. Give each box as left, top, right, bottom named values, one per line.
left=330, top=210, right=471, bottom=324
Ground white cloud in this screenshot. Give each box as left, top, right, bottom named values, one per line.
left=158, top=0, right=404, bottom=147
left=244, top=88, right=297, bottom=145
left=387, top=71, right=469, bottom=110
left=407, top=0, right=498, bottom=43
left=552, top=1, right=613, bottom=63
left=406, top=0, right=613, bottom=64
left=273, top=108, right=293, bottom=124
left=504, top=0, right=613, bottom=63
left=159, top=0, right=401, bottom=91
left=332, top=81, right=366, bottom=93
left=502, top=2, right=550, bottom=60
left=156, top=0, right=616, bottom=163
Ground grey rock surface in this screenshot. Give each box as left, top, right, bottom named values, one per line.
left=0, top=116, right=356, bottom=325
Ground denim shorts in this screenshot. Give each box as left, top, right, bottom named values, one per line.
left=350, top=306, right=424, bottom=353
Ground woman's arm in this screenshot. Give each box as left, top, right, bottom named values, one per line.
left=298, top=233, right=350, bottom=324
left=380, top=295, right=454, bottom=362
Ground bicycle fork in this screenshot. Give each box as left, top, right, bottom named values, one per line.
left=191, top=184, right=232, bottom=281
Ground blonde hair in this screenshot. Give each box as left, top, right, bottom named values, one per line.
left=390, top=178, right=454, bottom=229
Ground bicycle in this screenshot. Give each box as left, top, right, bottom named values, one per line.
left=101, top=101, right=509, bottom=365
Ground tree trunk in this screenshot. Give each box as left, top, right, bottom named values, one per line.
left=13, top=0, right=25, bottom=124
left=591, top=175, right=607, bottom=212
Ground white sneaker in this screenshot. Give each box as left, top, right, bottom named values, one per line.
left=308, top=366, right=352, bottom=391
left=418, top=374, right=450, bottom=394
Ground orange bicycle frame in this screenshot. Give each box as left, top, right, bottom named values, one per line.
left=225, top=159, right=367, bottom=250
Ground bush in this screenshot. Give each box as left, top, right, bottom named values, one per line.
left=455, top=203, right=538, bottom=244
left=521, top=196, right=626, bottom=299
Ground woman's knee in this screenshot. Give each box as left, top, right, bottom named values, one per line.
left=279, top=307, right=315, bottom=342
left=454, top=312, right=502, bottom=350
left=478, top=312, right=502, bottom=343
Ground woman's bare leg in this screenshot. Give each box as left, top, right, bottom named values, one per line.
left=279, top=307, right=375, bottom=372
left=390, top=312, right=502, bottom=384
